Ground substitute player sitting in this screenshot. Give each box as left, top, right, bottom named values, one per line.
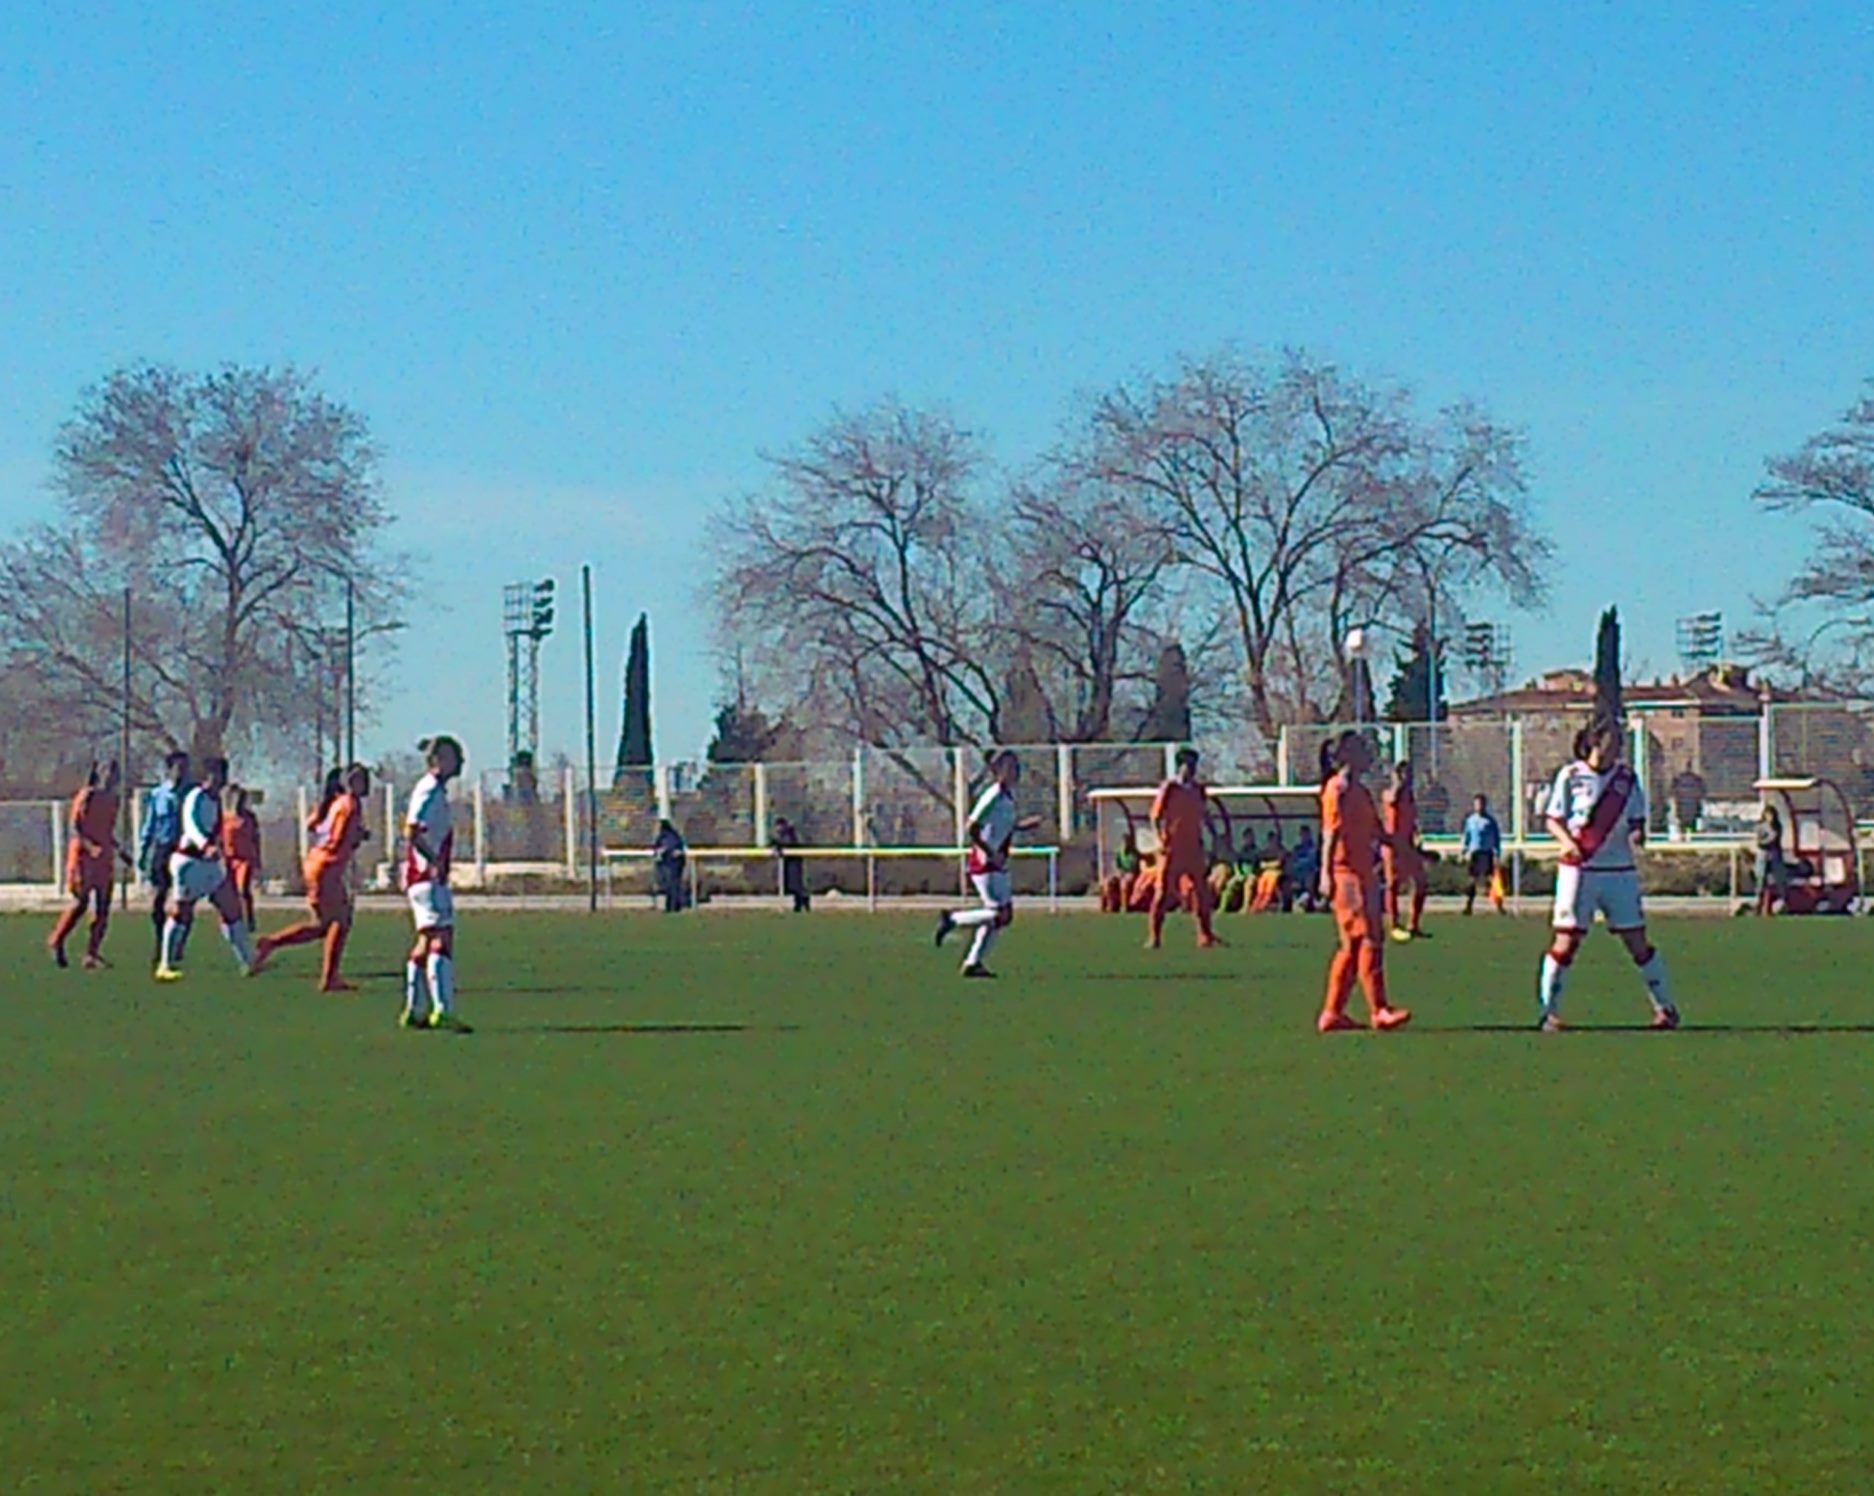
left=1536, top=718, right=1679, bottom=1032
left=1147, top=748, right=1220, bottom=950
left=255, top=764, right=370, bottom=991
left=155, top=756, right=256, bottom=981
left=49, top=759, right=127, bottom=969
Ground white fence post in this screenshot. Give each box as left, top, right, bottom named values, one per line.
left=1509, top=717, right=1526, bottom=846
left=952, top=748, right=969, bottom=896
left=654, top=763, right=673, bottom=824
left=131, top=788, right=144, bottom=886
left=473, top=778, right=488, bottom=885
left=1276, top=725, right=1291, bottom=786
left=851, top=745, right=866, bottom=849
left=1057, top=742, right=1074, bottom=842
left=1392, top=722, right=1408, bottom=768
left=1759, top=705, right=1773, bottom=782
left=564, top=764, right=578, bottom=880
left=49, top=801, right=63, bottom=893
left=296, top=787, right=311, bottom=870
left=753, top=762, right=768, bottom=843
left=1162, top=742, right=1178, bottom=779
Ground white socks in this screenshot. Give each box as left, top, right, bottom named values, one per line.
left=1640, top=950, right=1673, bottom=1013
left=223, top=921, right=254, bottom=971
left=427, top=953, right=454, bottom=1015
left=1538, top=953, right=1566, bottom=1016
left=965, top=924, right=998, bottom=970
left=159, top=917, right=187, bottom=972
left=404, top=959, right=427, bottom=1016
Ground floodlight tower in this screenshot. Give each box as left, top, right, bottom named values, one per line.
left=1463, top=621, right=1513, bottom=695
left=1676, top=611, right=1723, bottom=675
left=503, top=579, right=557, bottom=774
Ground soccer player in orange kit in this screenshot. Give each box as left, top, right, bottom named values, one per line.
left=1318, top=732, right=1412, bottom=1033
left=1147, top=747, right=1219, bottom=950
left=221, top=786, right=263, bottom=932
left=1383, top=759, right=1429, bottom=941
left=254, top=765, right=370, bottom=992
left=49, top=760, right=125, bottom=969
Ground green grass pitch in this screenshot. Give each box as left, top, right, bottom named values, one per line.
left=3, top=908, right=1873, bottom=1492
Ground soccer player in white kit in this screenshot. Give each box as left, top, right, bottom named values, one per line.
left=154, top=755, right=255, bottom=981
left=934, top=750, right=1040, bottom=978
left=401, top=735, right=471, bottom=1032
left=1536, top=717, right=1679, bottom=1031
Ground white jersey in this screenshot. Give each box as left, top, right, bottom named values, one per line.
left=1545, top=760, right=1646, bottom=873
left=178, top=787, right=222, bottom=857
left=403, top=773, right=455, bottom=887
left=967, top=784, right=1017, bottom=875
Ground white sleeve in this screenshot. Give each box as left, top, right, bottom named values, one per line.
left=1544, top=768, right=1570, bottom=824
left=967, top=787, right=1000, bottom=828
left=407, top=781, right=440, bottom=834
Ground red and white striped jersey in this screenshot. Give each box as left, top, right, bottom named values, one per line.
left=403, top=773, right=455, bottom=887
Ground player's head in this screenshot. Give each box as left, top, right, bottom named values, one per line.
left=1761, top=803, right=1780, bottom=827
left=1393, top=761, right=1414, bottom=788
left=988, top=749, right=1020, bottom=788
left=1584, top=715, right=1623, bottom=769
left=345, top=763, right=372, bottom=797
left=1473, top=793, right=1488, bottom=813
left=201, top=756, right=230, bottom=792
left=1174, top=747, right=1199, bottom=782
left=163, top=750, right=189, bottom=784
left=1333, top=731, right=1371, bottom=776
left=1318, top=738, right=1338, bottom=784
left=101, top=759, right=121, bottom=793
left=419, top=735, right=465, bottom=781
left=230, top=786, right=249, bottom=813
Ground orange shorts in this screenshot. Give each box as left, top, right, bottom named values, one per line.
left=1331, top=872, right=1382, bottom=943
left=67, top=857, right=111, bottom=898
left=307, top=864, right=352, bottom=925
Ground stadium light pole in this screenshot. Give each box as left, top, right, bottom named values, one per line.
left=582, top=565, right=600, bottom=914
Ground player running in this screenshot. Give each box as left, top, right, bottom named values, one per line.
left=1382, top=760, right=1428, bottom=941
left=1317, top=732, right=1412, bottom=1033
left=935, top=750, right=1040, bottom=979
left=254, top=765, right=370, bottom=992
left=137, top=751, right=190, bottom=963
left=49, top=760, right=127, bottom=969
left=1536, top=718, right=1679, bottom=1032
left=154, top=756, right=256, bottom=981
left=1146, top=747, right=1220, bottom=949
left=401, top=736, right=471, bottom=1031
left=221, top=787, right=263, bottom=932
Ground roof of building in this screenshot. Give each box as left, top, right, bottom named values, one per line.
left=1451, top=663, right=1795, bottom=718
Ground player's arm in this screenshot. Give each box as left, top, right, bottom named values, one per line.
left=1014, top=814, right=1042, bottom=833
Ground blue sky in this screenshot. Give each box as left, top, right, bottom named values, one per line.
left=3, top=1, right=1871, bottom=770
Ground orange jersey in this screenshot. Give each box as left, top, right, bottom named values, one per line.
left=221, top=810, right=261, bottom=868
left=68, top=787, right=119, bottom=863
left=1322, top=776, right=1380, bottom=880
left=1151, top=780, right=1209, bottom=865
left=306, top=792, right=364, bottom=878
left=1384, top=785, right=1418, bottom=846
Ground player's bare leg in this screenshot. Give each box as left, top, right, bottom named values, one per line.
left=48, top=895, right=85, bottom=968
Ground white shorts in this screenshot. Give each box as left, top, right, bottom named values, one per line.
left=1553, top=865, right=1645, bottom=933
left=408, top=881, right=456, bottom=932
left=168, top=852, right=227, bottom=904
left=972, top=871, right=1013, bottom=909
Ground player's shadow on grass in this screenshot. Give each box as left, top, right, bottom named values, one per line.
left=1461, top=1023, right=1874, bottom=1035
left=1084, top=971, right=1243, bottom=983
left=493, top=1022, right=804, bottom=1036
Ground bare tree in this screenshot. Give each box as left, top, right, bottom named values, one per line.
left=710, top=402, right=1007, bottom=748
left=1084, top=350, right=1548, bottom=739
left=1006, top=466, right=1175, bottom=741
left=0, top=364, right=403, bottom=766
left=1742, top=382, right=1874, bottom=688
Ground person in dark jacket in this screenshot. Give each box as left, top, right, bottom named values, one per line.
left=771, top=817, right=810, bottom=913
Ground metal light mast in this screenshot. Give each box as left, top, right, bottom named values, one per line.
left=503, top=578, right=557, bottom=776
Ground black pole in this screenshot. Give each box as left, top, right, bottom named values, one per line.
left=120, top=586, right=131, bottom=912
left=582, top=564, right=600, bottom=913
left=345, top=575, right=357, bottom=766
